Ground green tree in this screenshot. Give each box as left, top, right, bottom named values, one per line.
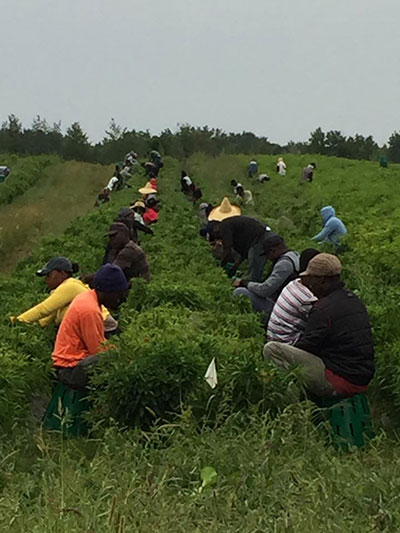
left=388, top=132, right=400, bottom=162
left=64, top=122, right=91, bottom=161
left=308, top=127, right=326, bottom=154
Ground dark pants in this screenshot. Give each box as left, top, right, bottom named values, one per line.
left=247, top=238, right=268, bottom=282
left=56, top=355, right=99, bottom=390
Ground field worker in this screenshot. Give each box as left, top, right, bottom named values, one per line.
left=14, top=257, right=117, bottom=333
left=248, top=159, right=258, bottom=178
left=199, top=203, right=214, bottom=238
left=106, top=175, right=119, bottom=192
left=139, top=182, right=158, bottom=203
left=230, top=179, right=243, bottom=195
left=52, top=263, right=129, bottom=390
left=150, top=149, right=163, bottom=169
left=119, top=165, right=133, bottom=186
left=233, top=235, right=299, bottom=316
left=141, top=161, right=158, bottom=178
left=143, top=197, right=159, bottom=225
left=301, top=162, right=316, bottom=182
left=116, top=206, right=153, bottom=241
left=149, top=177, right=158, bottom=190
left=264, top=254, right=375, bottom=397
left=94, top=188, right=110, bottom=207
left=312, top=206, right=347, bottom=248
left=276, top=157, right=287, bottom=176
left=208, top=199, right=272, bottom=281
left=124, top=150, right=138, bottom=166
left=379, top=156, right=388, bottom=169
left=235, top=185, right=254, bottom=205
left=0, top=165, right=11, bottom=182
left=105, top=222, right=151, bottom=282
left=131, top=201, right=147, bottom=225
left=257, top=173, right=270, bottom=184
left=181, top=170, right=193, bottom=193
left=267, top=249, right=320, bottom=344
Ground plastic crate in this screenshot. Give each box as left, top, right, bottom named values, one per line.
left=317, top=393, right=374, bottom=450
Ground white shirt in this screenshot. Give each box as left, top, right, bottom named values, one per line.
left=106, top=176, right=119, bottom=191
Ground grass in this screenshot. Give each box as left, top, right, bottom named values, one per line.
left=1, top=154, right=400, bottom=530
left=0, top=160, right=113, bottom=271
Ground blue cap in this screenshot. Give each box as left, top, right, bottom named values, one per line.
left=93, top=264, right=129, bottom=293
left=36, top=257, right=73, bottom=276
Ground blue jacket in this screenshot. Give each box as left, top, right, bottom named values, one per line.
left=312, top=206, right=347, bottom=244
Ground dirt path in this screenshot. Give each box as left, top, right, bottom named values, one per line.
left=0, top=161, right=112, bottom=272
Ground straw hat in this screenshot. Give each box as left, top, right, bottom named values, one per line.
left=131, top=201, right=146, bottom=209
left=139, top=182, right=156, bottom=195
left=208, top=197, right=241, bottom=222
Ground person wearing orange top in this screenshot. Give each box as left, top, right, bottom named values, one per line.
left=53, top=263, right=129, bottom=389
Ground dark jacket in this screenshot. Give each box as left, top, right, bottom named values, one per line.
left=215, top=216, right=268, bottom=265
left=296, top=281, right=375, bottom=385
left=107, top=241, right=150, bottom=281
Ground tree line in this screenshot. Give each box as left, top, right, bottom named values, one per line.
left=1, top=114, right=400, bottom=163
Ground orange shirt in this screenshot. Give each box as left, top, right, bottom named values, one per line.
left=52, top=290, right=106, bottom=368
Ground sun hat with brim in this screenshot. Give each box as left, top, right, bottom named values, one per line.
left=132, top=201, right=146, bottom=209
left=208, top=197, right=241, bottom=221
left=36, top=257, right=73, bottom=277
left=139, top=184, right=157, bottom=195
left=300, top=253, right=342, bottom=277
left=93, top=263, right=129, bottom=293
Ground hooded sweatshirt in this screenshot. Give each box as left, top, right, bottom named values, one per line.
left=245, top=250, right=300, bottom=300
left=312, top=206, right=347, bottom=245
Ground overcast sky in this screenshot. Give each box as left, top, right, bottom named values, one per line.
left=2, top=0, right=400, bottom=145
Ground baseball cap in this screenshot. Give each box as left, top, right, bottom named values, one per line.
left=300, top=253, right=342, bottom=277
left=36, top=257, right=73, bottom=277
left=93, top=263, right=129, bottom=292
left=260, top=233, right=284, bottom=255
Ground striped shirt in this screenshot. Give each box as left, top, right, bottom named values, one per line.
left=267, top=279, right=317, bottom=345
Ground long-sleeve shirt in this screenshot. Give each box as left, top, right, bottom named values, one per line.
left=52, top=290, right=106, bottom=368
left=244, top=251, right=300, bottom=300
left=107, top=241, right=150, bottom=281
left=267, top=279, right=317, bottom=344
left=218, top=216, right=267, bottom=265
left=17, top=277, right=109, bottom=326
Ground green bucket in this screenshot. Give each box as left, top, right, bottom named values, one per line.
left=43, top=382, right=89, bottom=437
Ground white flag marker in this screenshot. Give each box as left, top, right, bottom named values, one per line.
left=205, top=357, right=218, bottom=389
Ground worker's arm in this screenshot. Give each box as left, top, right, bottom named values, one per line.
left=17, top=284, right=74, bottom=325
left=295, top=305, right=329, bottom=355
left=132, top=220, right=154, bottom=235
left=79, top=310, right=107, bottom=355
left=243, top=259, right=294, bottom=298
left=312, top=225, right=332, bottom=242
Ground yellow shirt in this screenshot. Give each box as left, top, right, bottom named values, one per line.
left=17, top=277, right=109, bottom=326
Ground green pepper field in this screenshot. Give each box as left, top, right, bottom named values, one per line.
left=2, top=154, right=400, bottom=531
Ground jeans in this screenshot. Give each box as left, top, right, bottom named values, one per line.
left=247, top=239, right=268, bottom=282
left=263, top=341, right=336, bottom=397
left=56, top=355, right=100, bottom=390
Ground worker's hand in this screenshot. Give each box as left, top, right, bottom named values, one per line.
left=232, top=279, right=242, bottom=288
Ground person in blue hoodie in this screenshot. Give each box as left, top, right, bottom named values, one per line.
left=312, top=206, right=347, bottom=248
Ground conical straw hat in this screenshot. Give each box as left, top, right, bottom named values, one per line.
left=208, top=197, right=241, bottom=222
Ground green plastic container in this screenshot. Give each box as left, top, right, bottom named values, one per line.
left=43, top=382, right=89, bottom=437
left=317, top=393, right=374, bottom=450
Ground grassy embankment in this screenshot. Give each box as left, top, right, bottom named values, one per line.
left=0, top=159, right=112, bottom=270
left=2, top=155, right=400, bottom=531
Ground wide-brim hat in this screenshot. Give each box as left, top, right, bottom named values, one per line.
left=139, top=182, right=156, bottom=195
left=131, top=201, right=146, bottom=209
left=208, top=197, right=241, bottom=222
